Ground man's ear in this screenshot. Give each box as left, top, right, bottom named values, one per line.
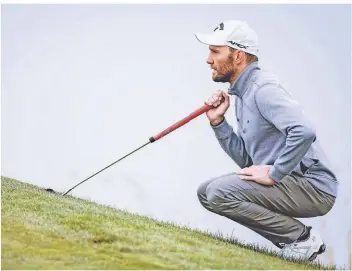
left=235, top=50, right=245, bottom=63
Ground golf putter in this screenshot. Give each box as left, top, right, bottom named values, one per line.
left=47, top=97, right=228, bottom=196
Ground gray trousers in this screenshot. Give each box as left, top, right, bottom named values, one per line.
left=197, top=172, right=335, bottom=247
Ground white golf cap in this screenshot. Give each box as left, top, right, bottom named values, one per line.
left=195, top=20, right=259, bottom=56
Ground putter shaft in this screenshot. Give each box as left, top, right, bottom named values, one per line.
left=62, top=141, right=151, bottom=195
left=62, top=102, right=219, bottom=196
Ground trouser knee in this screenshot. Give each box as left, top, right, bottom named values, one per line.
left=198, top=173, right=247, bottom=214
left=205, top=178, right=243, bottom=214
left=197, top=179, right=213, bottom=208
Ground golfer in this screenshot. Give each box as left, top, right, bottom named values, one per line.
left=196, top=20, right=338, bottom=261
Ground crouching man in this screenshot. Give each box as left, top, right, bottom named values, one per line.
left=195, top=20, right=338, bottom=261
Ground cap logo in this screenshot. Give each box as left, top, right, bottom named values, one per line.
left=214, top=22, right=224, bottom=32
left=228, top=40, right=248, bottom=49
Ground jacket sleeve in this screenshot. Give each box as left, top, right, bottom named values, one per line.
left=211, top=118, right=253, bottom=168
left=255, top=84, right=316, bottom=182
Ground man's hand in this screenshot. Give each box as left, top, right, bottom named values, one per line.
left=205, top=90, right=230, bottom=126
left=238, top=165, right=277, bottom=185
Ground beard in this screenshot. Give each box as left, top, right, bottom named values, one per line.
left=213, top=54, right=235, bottom=83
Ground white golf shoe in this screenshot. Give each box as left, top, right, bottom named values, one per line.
left=279, top=227, right=326, bottom=261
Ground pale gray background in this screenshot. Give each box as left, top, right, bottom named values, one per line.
left=2, top=4, right=351, bottom=268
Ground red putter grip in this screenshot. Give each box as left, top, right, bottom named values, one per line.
left=149, top=103, right=213, bottom=143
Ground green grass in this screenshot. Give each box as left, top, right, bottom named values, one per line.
left=1, top=176, right=337, bottom=270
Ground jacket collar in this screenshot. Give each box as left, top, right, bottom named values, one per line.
left=228, top=61, right=260, bottom=98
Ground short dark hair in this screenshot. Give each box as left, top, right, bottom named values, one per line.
left=245, top=52, right=258, bottom=63
left=229, top=47, right=258, bottom=63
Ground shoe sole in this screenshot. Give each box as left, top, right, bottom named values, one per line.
left=308, top=243, right=326, bottom=261
left=318, top=244, right=326, bottom=254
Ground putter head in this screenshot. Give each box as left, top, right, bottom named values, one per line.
left=45, top=188, right=56, bottom=194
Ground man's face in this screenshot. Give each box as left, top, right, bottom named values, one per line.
left=207, top=45, right=236, bottom=83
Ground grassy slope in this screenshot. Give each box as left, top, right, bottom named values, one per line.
left=1, top=176, right=336, bottom=270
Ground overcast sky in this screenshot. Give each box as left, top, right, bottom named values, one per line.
left=2, top=4, right=351, bottom=268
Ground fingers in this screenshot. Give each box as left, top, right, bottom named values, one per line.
left=221, top=91, right=230, bottom=106
left=211, top=91, right=223, bottom=106
left=221, top=91, right=229, bottom=99
left=205, top=90, right=227, bottom=107
left=239, top=175, right=256, bottom=181
left=239, top=167, right=253, bottom=175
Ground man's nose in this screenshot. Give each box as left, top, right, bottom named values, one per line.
left=206, top=54, right=213, bottom=65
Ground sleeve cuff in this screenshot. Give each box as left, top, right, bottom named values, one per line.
left=269, top=166, right=286, bottom=183
left=210, top=118, right=233, bottom=139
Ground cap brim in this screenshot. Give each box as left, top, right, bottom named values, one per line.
left=195, top=32, right=227, bottom=46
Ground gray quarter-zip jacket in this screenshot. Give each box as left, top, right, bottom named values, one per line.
left=211, top=61, right=338, bottom=197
